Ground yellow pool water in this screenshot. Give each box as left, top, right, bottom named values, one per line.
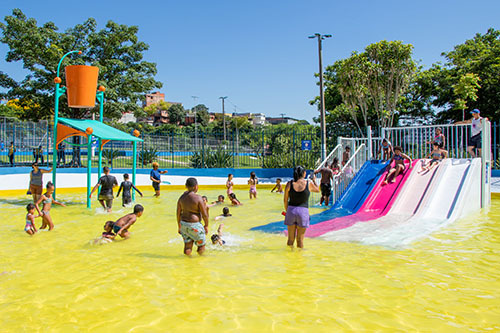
left=1, top=187, right=499, bottom=332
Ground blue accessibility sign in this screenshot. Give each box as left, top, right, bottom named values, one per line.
left=301, top=140, right=312, bottom=151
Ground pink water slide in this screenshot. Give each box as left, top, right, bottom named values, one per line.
left=304, top=160, right=419, bottom=238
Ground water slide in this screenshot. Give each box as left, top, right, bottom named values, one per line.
left=304, top=160, right=418, bottom=237
left=319, top=158, right=482, bottom=247
left=251, top=160, right=387, bottom=233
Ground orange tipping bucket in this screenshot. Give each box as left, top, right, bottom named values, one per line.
left=65, top=65, right=99, bottom=108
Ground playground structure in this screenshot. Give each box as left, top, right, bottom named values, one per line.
left=51, top=51, right=143, bottom=208
left=254, top=120, right=492, bottom=247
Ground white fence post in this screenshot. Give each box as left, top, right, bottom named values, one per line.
left=481, top=119, right=491, bottom=208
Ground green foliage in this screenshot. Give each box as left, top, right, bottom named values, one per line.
left=139, top=147, right=159, bottom=164
left=190, top=148, right=232, bottom=168
left=0, top=9, right=162, bottom=121
left=452, top=73, right=481, bottom=120
left=191, top=104, right=210, bottom=127
left=167, top=104, right=186, bottom=125
left=102, top=149, right=120, bottom=167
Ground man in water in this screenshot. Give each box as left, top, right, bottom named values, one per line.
left=89, top=166, right=118, bottom=212
left=176, top=177, right=209, bottom=256
left=314, top=163, right=334, bottom=206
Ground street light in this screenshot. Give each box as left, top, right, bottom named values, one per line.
left=191, top=96, right=199, bottom=147
left=219, top=96, right=228, bottom=141
left=309, top=33, right=331, bottom=161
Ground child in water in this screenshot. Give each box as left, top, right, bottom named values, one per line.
left=229, top=193, right=241, bottom=206
left=215, top=207, right=232, bottom=221
left=420, top=142, right=448, bottom=173
left=248, top=171, right=258, bottom=199
left=226, top=174, right=234, bottom=196
left=35, top=181, right=66, bottom=231
left=102, top=221, right=116, bottom=240
left=116, top=173, right=143, bottom=207
left=24, top=203, right=39, bottom=235
left=211, top=223, right=225, bottom=245
left=212, top=195, right=225, bottom=205
left=112, top=204, right=144, bottom=239
left=271, top=178, right=283, bottom=193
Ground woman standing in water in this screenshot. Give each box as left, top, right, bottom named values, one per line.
left=35, top=182, right=65, bottom=231
left=27, top=163, right=52, bottom=203
left=283, top=166, right=319, bottom=249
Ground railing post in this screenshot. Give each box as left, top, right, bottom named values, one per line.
left=367, top=125, right=372, bottom=160
left=232, top=130, right=235, bottom=168
left=171, top=132, right=175, bottom=169
left=262, top=130, right=265, bottom=168
left=201, top=131, right=205, bottom=168
left=481, top=119, right=491, bottom=208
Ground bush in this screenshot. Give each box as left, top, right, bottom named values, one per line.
left=139, top=147, right=159, bottom=165
left=190, top=148, right=232, bottom=168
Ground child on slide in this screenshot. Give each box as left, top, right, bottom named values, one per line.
left=382, top=146, right=412, bottom=185
left=420, top=143, right=448, bottom=173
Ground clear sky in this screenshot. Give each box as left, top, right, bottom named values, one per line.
left=1, top=0, right=499, bottom=122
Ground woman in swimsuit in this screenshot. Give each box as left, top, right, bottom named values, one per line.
left=27, top=163, right=52, bottom=203
left=382, top=146, right=412, bottom=185
left=420, top=142, right=448, bottom=173
left=35, top=182, right=66, bottom=231
left=248, top=171, right=258, bottom=199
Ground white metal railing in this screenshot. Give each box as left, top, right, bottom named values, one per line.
left=310, top=143, right=367, bottom=206
left=315, top=144, right=342, bottom=170
left=381, top=123, right=471, bottom=160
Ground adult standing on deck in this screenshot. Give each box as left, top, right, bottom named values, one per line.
left=27, top=163, right=52, bottom=203
left=8, top=141, right=15, bottom=167
left=150, top=162, right=168, bottom=197
left=456, top=109, right=485, bottom=158
left=283, top=166, right=320, bottom=249
left=89, top=166, right=118, bottom=212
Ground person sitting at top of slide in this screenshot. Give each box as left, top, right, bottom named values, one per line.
left=150, top=162, right=168, bottom=197
left=382, top=146, right=412, bottom=185
left=420, top=142, right=448, bottom=173
left=314, top=163, right=334, bottom=207
left=90, top=167, right=118, bottom=212
left=177, top=177, right=209, bottom=256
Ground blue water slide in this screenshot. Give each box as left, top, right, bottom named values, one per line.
left=251, top=160, right=387, bottom=233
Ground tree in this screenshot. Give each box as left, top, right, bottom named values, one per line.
left=431, top=28, right=500, bottom=122
left=0, top=9, right=162, bottom=121
left=453, top=73, right=481, bottom=121
left=166, top=104, right=186, bottom=125
left=141, top=100, right=172, bottom=118
left=192, top=104, right=210, bottom=127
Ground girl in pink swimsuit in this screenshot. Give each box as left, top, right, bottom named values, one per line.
left=248, top=171, right=258, bottom=199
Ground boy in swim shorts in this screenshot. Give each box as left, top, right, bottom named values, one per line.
left=177, top=177, right=209, bottom=255
left=112, top=204, right=144, bottom=239
left=89, top=166, right=118, bottom=212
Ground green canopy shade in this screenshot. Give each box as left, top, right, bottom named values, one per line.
left=58, top=118, right=143, bottom=144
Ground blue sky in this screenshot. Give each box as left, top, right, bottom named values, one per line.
left=1, top=0, right=499, bottom=122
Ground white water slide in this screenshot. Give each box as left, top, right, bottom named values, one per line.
left=319, top=158, right=482, bottom=247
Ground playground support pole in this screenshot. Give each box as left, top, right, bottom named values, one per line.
left=87, top=134, right=93, bottom=209
left=96, top=91, right=104, bottom=182
left=367, top=126, right=372, bottom=160
left=481, top=119, right=491, bottom=208
left=132, top=141, right=137, bottom=201
left=52, top=50, right=81, bottom=199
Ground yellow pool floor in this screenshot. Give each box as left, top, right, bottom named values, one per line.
left=1, top=187, right=499, bottom=332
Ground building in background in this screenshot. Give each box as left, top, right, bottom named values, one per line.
left=118, top=111, right=137, bottom=124
left=144, top=92, right=165, bottom=107
left=266, top=116, right=298, bottom=125
left=231, top=112, right=266, bottom=126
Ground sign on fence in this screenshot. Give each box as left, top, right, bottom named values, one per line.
left=301, top=140, right=312, bottom=151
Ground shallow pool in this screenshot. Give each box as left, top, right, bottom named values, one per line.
left=1, top=188, right=499, bottom=331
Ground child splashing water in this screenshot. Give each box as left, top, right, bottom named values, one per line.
left=248, top=171, right=258, bottom=199
left=24, top=203, right=39, bottom=235
left=35, top=182, right=65, bottom=231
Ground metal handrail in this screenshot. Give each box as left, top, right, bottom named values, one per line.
left=316, top=144, right=342, bottom=169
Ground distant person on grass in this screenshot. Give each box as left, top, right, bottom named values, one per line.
left=177, top=177, right=209, bottom=256
left=8, top=141, right=15, bottom=167
left=89, top=166, right=118, bottom=212
left=150, top=162, right=168, bottom=197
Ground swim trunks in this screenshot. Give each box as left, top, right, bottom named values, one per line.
left=180, top=221, right=206, bottom=246
left=152, top=181, right=160, bottom=191
left=284, top=205, right=310, bottom=228
left=113, top=224, right=124, bottom=234
left=320, top=183, right=332, bottom=197
left=122, top=195, right=132, bottom=206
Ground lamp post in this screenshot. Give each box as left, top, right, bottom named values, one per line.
left=219, top=96, right=228, bottom=141
left=191, top=95, right=199, bottom=147
left=309, top=33, right=331, bottom=161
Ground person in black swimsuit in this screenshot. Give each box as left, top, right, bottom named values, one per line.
left=89, top=167, right=118, bottom=212
left=116, top=173, right=143, bottom=207
left=283, top=166, right=320, bottom=249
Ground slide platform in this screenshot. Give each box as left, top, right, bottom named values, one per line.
left=319, top=158, right=482, bottom=247
left=251, top=160, right=387, bottom=233
left=304, top=159, right=418, bottom=237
